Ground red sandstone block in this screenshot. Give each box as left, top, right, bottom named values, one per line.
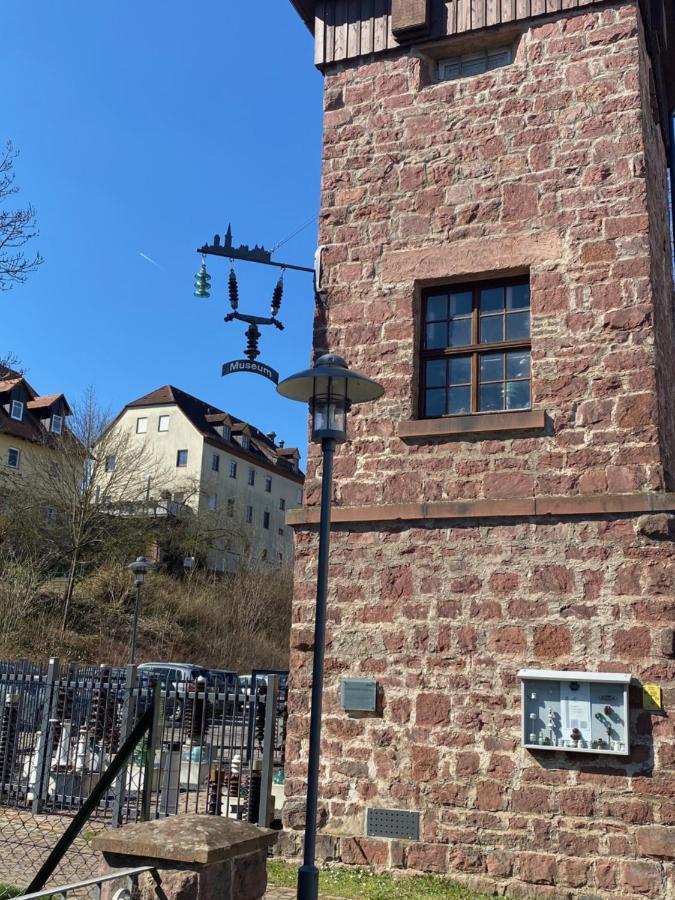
left=456, top=752, right=480, bottom=776
left=530, top=565, right=575, bottom=594
left=558, top=788, right=595, bottom=817
left=488, top=626, right=527, bottom=655
left=411, top=745, right=439, bottom=782
left=619, top=859, right=663, bottom=894
left=559, top=857, right=590, bottom=888
left=613, top=626, right=652, bottom=658
left=340, top=837, right=389, bottom=867
left=596, top=858, right=617, bottom=890
left=475, top=780, right=506, bottom=812
left=405, top=842, right=449, bottom=874
left=512, top=788, right=552, bottom=814
left=534, top=624, right=573, bottom=659
left=518, top=852, right=557, bottom=885
left=415, top=692, right=451, bottom=727
left=636, top=826, right=675, bottom=859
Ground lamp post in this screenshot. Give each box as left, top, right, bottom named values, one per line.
left=126, top=556, right=155, bottom=665
left=277, top=354, right=383, bottom=900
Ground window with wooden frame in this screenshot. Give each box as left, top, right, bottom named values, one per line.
left=420, top=277, right=531, bottom=418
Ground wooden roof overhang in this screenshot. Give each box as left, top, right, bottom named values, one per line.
left=289, top=0, right=674, bottom=155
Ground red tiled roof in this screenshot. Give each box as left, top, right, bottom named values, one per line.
left=28, top=393, right=72, bottom=414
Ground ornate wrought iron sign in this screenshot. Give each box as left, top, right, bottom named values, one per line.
left=194, top=224, right=315, bottom=384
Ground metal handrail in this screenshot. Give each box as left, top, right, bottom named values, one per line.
left=20, top=866, right=155, bottom=900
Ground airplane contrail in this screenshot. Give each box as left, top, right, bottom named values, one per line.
left=138, top=251, right=162, bottom=269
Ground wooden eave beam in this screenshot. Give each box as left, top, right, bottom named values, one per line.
left=289, top=0, right=315, bottom=33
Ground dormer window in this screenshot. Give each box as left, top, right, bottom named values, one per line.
left=241, top=435, right=250, bottom=450
left=51, top=414, right=63, bottom=434
left=223, top=425, right=231, bottom=441
left=10, top=400, right=24, bottom=421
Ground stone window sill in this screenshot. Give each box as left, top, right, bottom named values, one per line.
left=398, top=409, right=547, bottom=440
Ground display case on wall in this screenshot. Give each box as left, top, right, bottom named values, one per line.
left=518, top=669, right=631, bottom=756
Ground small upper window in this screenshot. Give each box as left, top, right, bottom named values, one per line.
left=279, top=498, right=286, bottom=511
left=176, top=449, right=188, bottom=467
left=10, top=400, right=23, bottom=421
left=207, top=494, right=218, bottom=511
left=263, top=511, right=270, bottom=530
left=438, top=46, right=513, bottom=82
left=7, top=447, right=20, bottom=469
left=105, top=455, right=117, bottom=473
left=158, top=415, right=170, bottom=432
left=136, top=417, right=148, bottom=434
left=265, top=476, right=272, bottom=493
left=246, top=505, right=253, bottom=524
left=241, top=435, right=250, bottom=450
left=212, top=453, right=220, bottom=472
left=248, top=468, right=255, bottom=487
left=222, top=424, right=231, bottom=441
left=51, top=414, right=63, bottom=434
left=229, top=461, right=237, bottom=478
left=421, top=278, right=531, bottom=417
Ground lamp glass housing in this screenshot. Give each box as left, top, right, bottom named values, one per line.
left=311, top=381, right=349, bottom=443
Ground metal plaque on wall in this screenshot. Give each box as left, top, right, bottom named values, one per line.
left=367, top=808, right=420, bottom=841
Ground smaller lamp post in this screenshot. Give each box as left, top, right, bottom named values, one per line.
left=277, top=354, right=383, bottom=900
left=127, top=556, right=156, bottom=665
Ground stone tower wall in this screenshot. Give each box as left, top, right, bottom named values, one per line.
left=282, top=4, right=675, bottom=897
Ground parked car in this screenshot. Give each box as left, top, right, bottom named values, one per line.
left=206, top=669, right=239, bottom=713
left=137, top=662, right=210, bottom=721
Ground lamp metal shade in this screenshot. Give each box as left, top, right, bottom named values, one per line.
left=277, top=354, right=384, bottom=406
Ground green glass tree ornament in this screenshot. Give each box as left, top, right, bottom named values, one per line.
left=193, top=257, right=211, bottom=298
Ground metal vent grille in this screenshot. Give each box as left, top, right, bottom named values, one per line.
left=366, top=807, right=420, bottom=840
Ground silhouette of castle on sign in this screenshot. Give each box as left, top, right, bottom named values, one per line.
left=200, top=224, right=272, bottom=265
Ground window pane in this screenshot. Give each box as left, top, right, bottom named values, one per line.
left=507, top=283, right=530, bottom=310
left=425, top=295, right=448, bottom=322
left=425, top=359, right=447, bottom=388
left=425, top=322, right=447, bottom=349
left=462, top=54, right=488, bottom=76
left=425, top=389, right=446, bottom=417
left=507, top=311, right=530, bottom=340
left=448, top=318, right=471, bottom=347
left=450, top=291, right=472, bottom=317
left=479, top=382, right=505, bottom=412
left=480, top=315, right=504, bottom=343
left=487, top=49, right=511, bottom=69
left=507, top=351, right=530, bottom=380
left=440, top=61, right=461, bottom=80
left=480, top=353, right=504, bottom=382
left=448, top=386, right=471, bottom=414
left=480, top=286, right=505, bottom=313
left=448, top=356, right=471, bottom=385
left=506, top=380, right=531, bottom=410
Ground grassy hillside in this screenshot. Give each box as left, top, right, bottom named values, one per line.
left=0, top=564, right=292, bottom=671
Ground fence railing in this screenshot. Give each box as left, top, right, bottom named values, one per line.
left=0, top=659, right=286, bottom=829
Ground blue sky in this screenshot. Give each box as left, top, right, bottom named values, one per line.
left=1, top=1, right=322, bottom=458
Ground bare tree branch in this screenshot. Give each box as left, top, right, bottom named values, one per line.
left=0, top=141, right=43, bottom=291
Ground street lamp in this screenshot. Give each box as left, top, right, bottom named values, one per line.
left=183, top=555, right=196, bottom=575
left=126, top=556, right=155, bottom=665
left=277, top=353, right=383, bottom=900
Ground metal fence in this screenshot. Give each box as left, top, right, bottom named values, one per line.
left=0, top=659, right=287, bottom=893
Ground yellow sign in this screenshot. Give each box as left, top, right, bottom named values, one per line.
left=643, top=684, right=662, bottom=711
